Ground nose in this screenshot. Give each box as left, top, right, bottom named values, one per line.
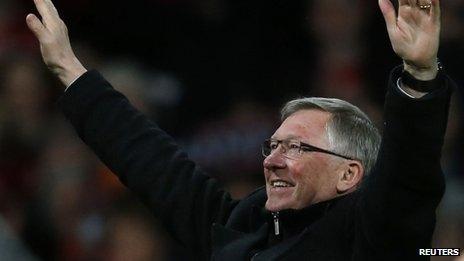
left=263, top=149, right=286, bottom=170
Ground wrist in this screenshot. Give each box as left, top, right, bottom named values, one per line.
left=402, top=59, right=439, bottom=81
left=400, top=60, right=444, bottom=96
left=55, top=58, right=87, bottom=88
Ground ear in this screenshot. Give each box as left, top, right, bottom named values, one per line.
left=336, top=161, right=364, bottom=194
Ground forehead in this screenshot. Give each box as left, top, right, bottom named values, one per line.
left=273, top=109, right=331, bottom=145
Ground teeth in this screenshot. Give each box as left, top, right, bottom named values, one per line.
left=271, top=181, right=292, bottom=187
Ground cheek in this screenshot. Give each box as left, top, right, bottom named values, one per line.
left=288, top=162, right=315, bottom=193
left=291, top=156, right=332, bottom=188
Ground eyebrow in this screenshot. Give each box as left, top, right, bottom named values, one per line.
left=270, top=134, right=304, bottom=140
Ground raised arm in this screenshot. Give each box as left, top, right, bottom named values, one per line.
left=26, top=1, right=237, bottom=259
left=357, top=0, right=453, bottom=257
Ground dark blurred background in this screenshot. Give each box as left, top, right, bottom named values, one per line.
left=0, top=0, right=463, bottom=260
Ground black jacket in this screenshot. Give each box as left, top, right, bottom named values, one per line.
left=58, top=66, right=452, bottom=260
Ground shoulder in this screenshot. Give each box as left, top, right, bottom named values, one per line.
left=225, top=186, right=267, bottom=231
left=232, top=186, right=267, bottom=213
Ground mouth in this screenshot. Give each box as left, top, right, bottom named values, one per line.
left=270, top=179, right=295, bottom=188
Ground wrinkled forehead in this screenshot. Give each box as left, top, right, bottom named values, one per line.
left=272, top=109, right=331, bottom=147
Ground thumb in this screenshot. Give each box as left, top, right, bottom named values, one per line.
left=378, top=0, right=397, bottom=33
left=26, top=14, right=46, bottom=41
left=430, top=0, right=440, bottom=24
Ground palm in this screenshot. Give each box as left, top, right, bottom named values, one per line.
left=379, top=0, right=440, bottom=68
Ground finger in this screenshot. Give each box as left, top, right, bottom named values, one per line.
left=416, top=0, right=431, bottom=6
left=399, top=0, right=410, bottom=6
left=430, top=0, right=440, bottom=23
left=26, top=13, right=47, bottom=41
left=33, top=0, right=57, bottom=24
left=417, top=0, right=432, bottom=10
left=43, top=0, right=60, bottom=16
left=379, top=0, right=397, bottom=32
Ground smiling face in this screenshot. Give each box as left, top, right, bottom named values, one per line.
left=264, top=109, right=344, bottom=212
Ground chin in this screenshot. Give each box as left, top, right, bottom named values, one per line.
left=265, top=198, right=293, bottom=212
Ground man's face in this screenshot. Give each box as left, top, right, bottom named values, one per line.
left=264, top=109, right=343, bottom=212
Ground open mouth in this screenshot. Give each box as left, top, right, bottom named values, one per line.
left=270, top=179, right=295, bottom=188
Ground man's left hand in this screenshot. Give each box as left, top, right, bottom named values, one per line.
left=379, top=0, right=440, bottom=80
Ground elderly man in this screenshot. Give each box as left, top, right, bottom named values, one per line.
left=26, top=0, right=453, bottom=259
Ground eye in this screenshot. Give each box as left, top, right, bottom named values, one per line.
left=269, top=141, right=279, bottom=150
left=288, top=142, right=300, bottom=149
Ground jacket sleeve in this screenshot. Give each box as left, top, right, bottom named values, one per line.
left=358, top=66, right=453, bottom=255
left=58, top=70, right=238, bottom=260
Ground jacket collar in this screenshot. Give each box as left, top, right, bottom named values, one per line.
left=261, top=194, right=348, bottom=241
left=211, top=193, right=351, bottom=260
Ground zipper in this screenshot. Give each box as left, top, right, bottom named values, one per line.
left=272, top=212, right=280, bottom=236
left=250, top=251, right=260, bottom=260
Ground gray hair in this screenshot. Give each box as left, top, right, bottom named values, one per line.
left=281, top=97, right=381, bottom=176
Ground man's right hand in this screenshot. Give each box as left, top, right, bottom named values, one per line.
left=26, top=0, right=87, bottom=88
